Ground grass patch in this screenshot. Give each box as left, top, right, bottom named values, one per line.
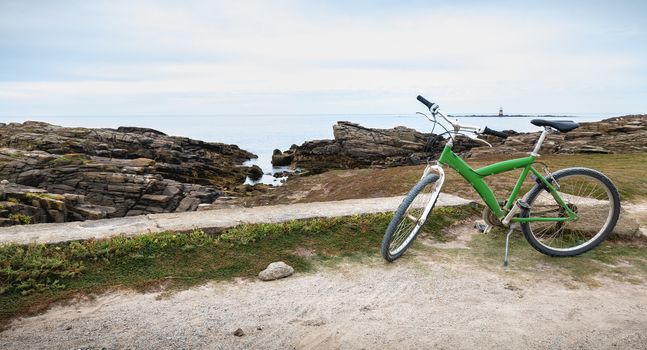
left=250, top=153, right=647, bottom=206
left=1, top=203, right=644, bottom=328
left=0, top=205, right=475, bottom=327
left=421, top=206, right=476, bottom=242
left=431, top=153, right=647, bottom=203
left=49, top=153, right=92, bottom=166
left=426, top=227, right=647, bottom=286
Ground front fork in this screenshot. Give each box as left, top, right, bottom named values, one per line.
left=412, top=163, right=445, bottom=229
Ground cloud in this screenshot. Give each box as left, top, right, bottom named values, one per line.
left=0, top=0, right=645, bottom=116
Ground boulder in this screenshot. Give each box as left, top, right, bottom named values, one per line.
left=272, top=149, right=294, bottom=166
left=247, top=165, right=264, bottom=181
left=258, top=261, right=294, bottom=281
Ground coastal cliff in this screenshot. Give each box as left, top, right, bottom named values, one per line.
left=0, top=121, right=256, bottom=225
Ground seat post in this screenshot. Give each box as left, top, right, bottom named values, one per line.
left=530, top=127, right=551, bottom=156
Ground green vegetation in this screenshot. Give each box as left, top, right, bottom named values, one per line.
left=258, top=153, right=647, bottom=205
left=8, top=213, right=31, bottom=225
left=435, top=153, right=647, bottom=202
left=1, top=203, right=644, bottom=328
left=6, top=197, right=19, bottom=204
left=49, top=153, right=92, bottom=166
left=420, top=206, right=475, bottom=242
left=0, top=206, right=475, bottom=327
left=25, top=193, right=65, bottom=201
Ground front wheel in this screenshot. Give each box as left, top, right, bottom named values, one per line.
left=521, top=167, right=620, bottom=257
left=381, top=174, right=440, bottom=262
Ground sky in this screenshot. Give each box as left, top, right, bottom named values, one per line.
left=1, top=0, right=646, bottom=117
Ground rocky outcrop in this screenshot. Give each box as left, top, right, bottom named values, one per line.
left=271, top=121, right=478, bottom=172
left=274, top=116, right=647, bottom=173
left=0, top=121, right=257, bottom=225
left=470, top=115, right=647, bottom=158
left=0, top=121, right=255, bottom=187
left=0, top=180, right=116, bottom=226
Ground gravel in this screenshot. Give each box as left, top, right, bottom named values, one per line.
left=2, top=257, right=646, bottom=349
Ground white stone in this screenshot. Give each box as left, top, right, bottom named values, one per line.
left=258, top=261, right=294, bottom=281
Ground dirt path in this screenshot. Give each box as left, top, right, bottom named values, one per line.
left=3, top=254, right=646, bottom=349
left=624, top=201, right=647, bottom=237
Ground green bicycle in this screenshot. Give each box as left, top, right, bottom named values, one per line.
left=381, top=95, right=621, bottom=265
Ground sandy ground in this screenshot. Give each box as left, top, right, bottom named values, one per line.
left=625, top=201, right=647, bottom=237
left=2, top=255, right=647, bottom=349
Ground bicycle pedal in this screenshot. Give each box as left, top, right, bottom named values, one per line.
left=474, top=221, right=489, bottom=233
left=516, top=200, right=531, bottom=210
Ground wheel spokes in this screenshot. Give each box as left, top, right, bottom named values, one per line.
left=387, top=182, right=437, bottom=255
left=528, top=174, right=613, bottom=251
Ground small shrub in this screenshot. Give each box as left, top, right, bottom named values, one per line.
left=0, top=244, right=83, bottom=295
left=0, top=229, right=214, bottom=296
left=8, top=214, right=31, bottom=225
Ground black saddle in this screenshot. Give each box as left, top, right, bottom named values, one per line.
left=531, top=119, right=579, bottom=133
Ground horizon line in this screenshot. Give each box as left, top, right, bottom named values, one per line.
left=0, top=111, right=634, bottom=119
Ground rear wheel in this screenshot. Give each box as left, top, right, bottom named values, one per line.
left=521, top=167, right=620, bottom=257
left=381, top=175, right=440, bottom=262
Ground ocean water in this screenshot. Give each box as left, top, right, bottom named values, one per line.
left=1, top=113, right=611, bottom=184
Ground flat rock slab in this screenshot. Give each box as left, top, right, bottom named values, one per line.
left=0, top=193, right=471, bottom=245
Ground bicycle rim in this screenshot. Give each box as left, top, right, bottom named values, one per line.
left=387, top=180, right=439, bottom=256
left=525, top=172, right=615, bottom=253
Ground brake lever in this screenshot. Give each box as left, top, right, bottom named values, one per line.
left=458, top=131, right=493, bottom=148
left=473, top=137, right=493, bottom=148
left=416, top=111, right=434, bottom=122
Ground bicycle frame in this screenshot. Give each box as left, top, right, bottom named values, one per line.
left=435, top=144, right=577, bottom=224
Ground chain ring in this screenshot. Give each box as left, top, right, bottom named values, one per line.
left=482, top=206, right=504, bottom=227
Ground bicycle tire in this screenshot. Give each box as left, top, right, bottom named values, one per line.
left=381, top=174, right=440, bottom=262
left=520, top=167, right=620, bottom=257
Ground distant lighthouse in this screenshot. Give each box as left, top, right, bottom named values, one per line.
left=498, top=107, right=503, bottom=116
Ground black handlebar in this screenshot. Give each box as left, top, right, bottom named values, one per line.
left=483, top=126, right=508, bottom=139
left=417, top=95, right=507, bottom=139
left=417, top=95, right=434, bottom=109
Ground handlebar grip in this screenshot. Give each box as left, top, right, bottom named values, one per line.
left=483, top=126, right=508, bottom=139
left=417, top=95, right=434, bottom=109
